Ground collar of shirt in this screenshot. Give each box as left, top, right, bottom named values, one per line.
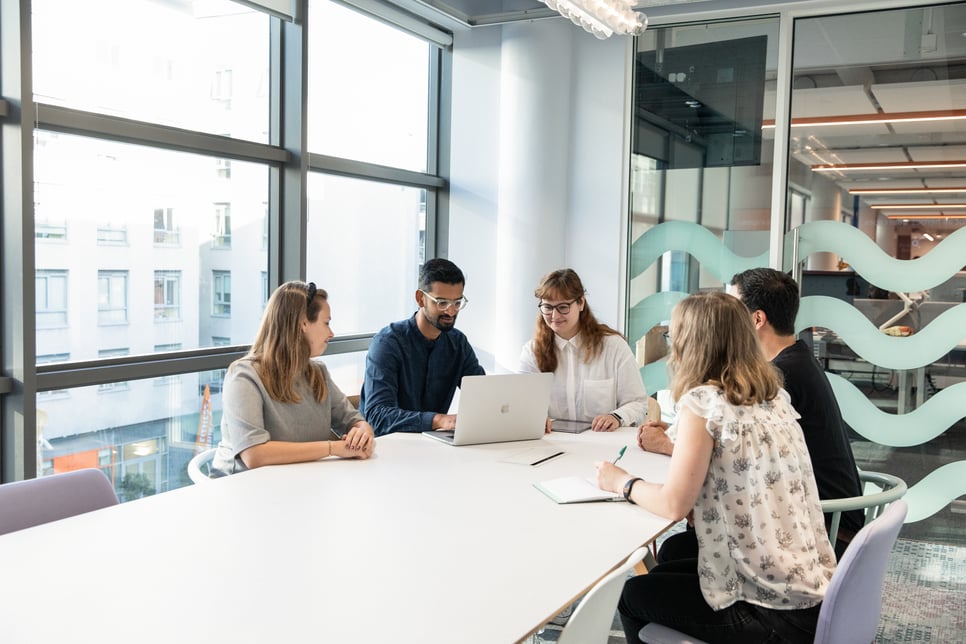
left=554, top=332, right=582, bottom=352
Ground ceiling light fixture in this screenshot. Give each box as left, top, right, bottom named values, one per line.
left=763, top=108, right=966, bottom=129
left=870, top=203, right=966, bottom=209
left=922, top=233, right=935, bottom=241
left=812, top=160, right=966, bottom=172
left=540, top=0, right=647, bottom=39
left=849, top=187, right=966, bottom=195
left=885, top=214, right=966, bottom=220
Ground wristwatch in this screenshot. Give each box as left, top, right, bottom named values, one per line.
left=622, top=477, right=644, bottom=504
left=610, top=412, right=623, bottom=425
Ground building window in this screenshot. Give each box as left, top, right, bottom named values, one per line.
left=36, top=220, right=68, bottom=240
left=97, top=348, right=130, bottom=392
left=154, top=270, right=181, bottom=321
left=211, top=68, right=233, bottom=105
left=215, top=158, right=231, bottom=179
left=36, top=270, right=69, bottom=328
left=153, top=207, right=180, bottom=245
left=212, top=203, right=231, bottom=248
left=97, top=270, right=129, bottom=325
left=97, top=223, right=128, bottom=245
left=212, top=271, right=231, bottom=317
left=262, top=271, right=269, bottom=307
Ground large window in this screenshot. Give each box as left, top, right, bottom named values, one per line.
left=307, top=0, right=430, bottom=172
left=5, top=0, right=443, bottom=502
left=31, top=0, right=270, bottom=142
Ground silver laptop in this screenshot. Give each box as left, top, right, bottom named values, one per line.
left=422, top=373, right=553, bottom=446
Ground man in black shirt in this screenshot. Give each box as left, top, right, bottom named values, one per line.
left=644, top=268, right=863, bottom=560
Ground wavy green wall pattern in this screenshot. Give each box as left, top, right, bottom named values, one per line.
left=791, top=222, right=966, bottom=291
left=827, top=374, right=966, bottom=447
left=901, top=462, right=966, bottom=522
left=627, top=220, right=965, bottom=523
left=798, top=295, right=966, bottom=370
left=630, top=221, right=768, bottom=284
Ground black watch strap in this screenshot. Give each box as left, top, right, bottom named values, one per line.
left=610, top=412, right=623, bottom=425
left=623, top=477, right=643, bottom=504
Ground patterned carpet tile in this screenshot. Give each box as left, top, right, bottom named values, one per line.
left=877, top=539, right=966, bottom=644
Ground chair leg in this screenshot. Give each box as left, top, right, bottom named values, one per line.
left=634, top=543, right=659, bottom=574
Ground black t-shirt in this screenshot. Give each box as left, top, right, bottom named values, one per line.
left=773, top=340, right=864, bottom=536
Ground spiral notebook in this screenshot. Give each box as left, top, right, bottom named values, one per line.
left=534, top=476, right=624, bottom=504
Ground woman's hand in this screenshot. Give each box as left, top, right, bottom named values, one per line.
left=343, top=421, right=374, bottom=451
left=591, top=413, right=620, bottom=432
left=594, top=461, right=631, bottom=494
left=545, top=417, right=553, bottom=434
left=336, top=422, right=374, bottom=459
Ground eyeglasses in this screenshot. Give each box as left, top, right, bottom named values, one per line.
left=306, top=282, right=317, bottom=307
left=421, top=291, right=468, bottom=311
left=538, top=299, right=579, bottom=315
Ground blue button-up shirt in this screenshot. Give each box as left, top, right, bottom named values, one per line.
left=360, top=315, right=485, bottom=435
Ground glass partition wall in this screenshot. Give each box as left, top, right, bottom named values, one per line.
left=631, top=3, right=966, bottom=545
left=2, top=0, right=445, bottom=495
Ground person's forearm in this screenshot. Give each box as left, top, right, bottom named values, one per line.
left=240, top=440, right=338, bottom=469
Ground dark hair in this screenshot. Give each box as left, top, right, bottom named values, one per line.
left=669, top=291, right=781, bottom=406
left=418, top=258, right=465, bottom=292
left=531, top=268, right=620, bottom=373
left=729, top=268, right=799, bottom=336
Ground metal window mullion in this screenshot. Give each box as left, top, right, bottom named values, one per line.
left=307, top=152, right=445, bottom=189
left=36, top=104, right=288, bottom=165
left=1, top=0, right=37, bottom=481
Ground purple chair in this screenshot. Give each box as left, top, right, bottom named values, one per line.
left=639, top=499, right=908, bottom=644
left=0, top=469, right=119, bottom=536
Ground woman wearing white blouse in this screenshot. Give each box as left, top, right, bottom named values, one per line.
left=519, top=269, right=647, bottom=431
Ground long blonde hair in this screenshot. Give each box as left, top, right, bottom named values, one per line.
left=668, top=291, right=780, bottom=406
left=531, top=269, right=621, bottom=373
left=245, top=280, right=327, bottom=403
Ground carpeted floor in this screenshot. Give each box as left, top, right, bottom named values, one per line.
left=877, top=539, right=966, bottom=644
left=533, top=536, right=966, bottom=643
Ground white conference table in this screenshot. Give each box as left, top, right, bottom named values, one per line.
left=0, top=428, right=673, bottom=644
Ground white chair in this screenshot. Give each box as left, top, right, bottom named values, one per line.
left=638, top=500, right=909, bottom=644
left=187, top=447, right=217, bottom=484
left=556, top=547, right=649, bottom=644
left=822, top=470, right=906, bottom=544
left=0, top=469, right=119, bottom=536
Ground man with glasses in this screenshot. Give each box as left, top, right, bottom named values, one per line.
left=360, top=258, right=484, bottom=436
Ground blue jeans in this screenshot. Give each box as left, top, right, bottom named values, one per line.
left=619, top=558, right=821, bottom=644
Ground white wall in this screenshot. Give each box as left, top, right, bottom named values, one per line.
left=448, top=19, right=630, bottom=373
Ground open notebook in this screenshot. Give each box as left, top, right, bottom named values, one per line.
left=534, top=476, right=624, bottom=504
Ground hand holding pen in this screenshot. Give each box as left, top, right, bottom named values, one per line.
left=595, top=445, right=630, bottom=492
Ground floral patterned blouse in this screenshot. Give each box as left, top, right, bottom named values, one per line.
left=678, top=385, right=836, bottom=611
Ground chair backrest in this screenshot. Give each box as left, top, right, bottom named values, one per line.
left=822, top=470, right=907, bottom=544
left=187, top=447, right=218, bottom=484
left=557, top=547, right=648, bottom=644
left=814, top=499, right=908, bottom=644
left=0, top=469, right=119, bottom=536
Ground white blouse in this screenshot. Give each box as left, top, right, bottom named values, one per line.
left=678, top=385, right=836, bottom=611
left=518, top=333, right=648, bottom=425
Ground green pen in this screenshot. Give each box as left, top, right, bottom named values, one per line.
left=613, top=445, right=627, bottom=464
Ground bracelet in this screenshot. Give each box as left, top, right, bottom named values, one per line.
left=623, top=477, right=643, bottom=504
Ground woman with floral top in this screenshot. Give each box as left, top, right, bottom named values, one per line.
left=596, top=291, right=835, bottom=644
